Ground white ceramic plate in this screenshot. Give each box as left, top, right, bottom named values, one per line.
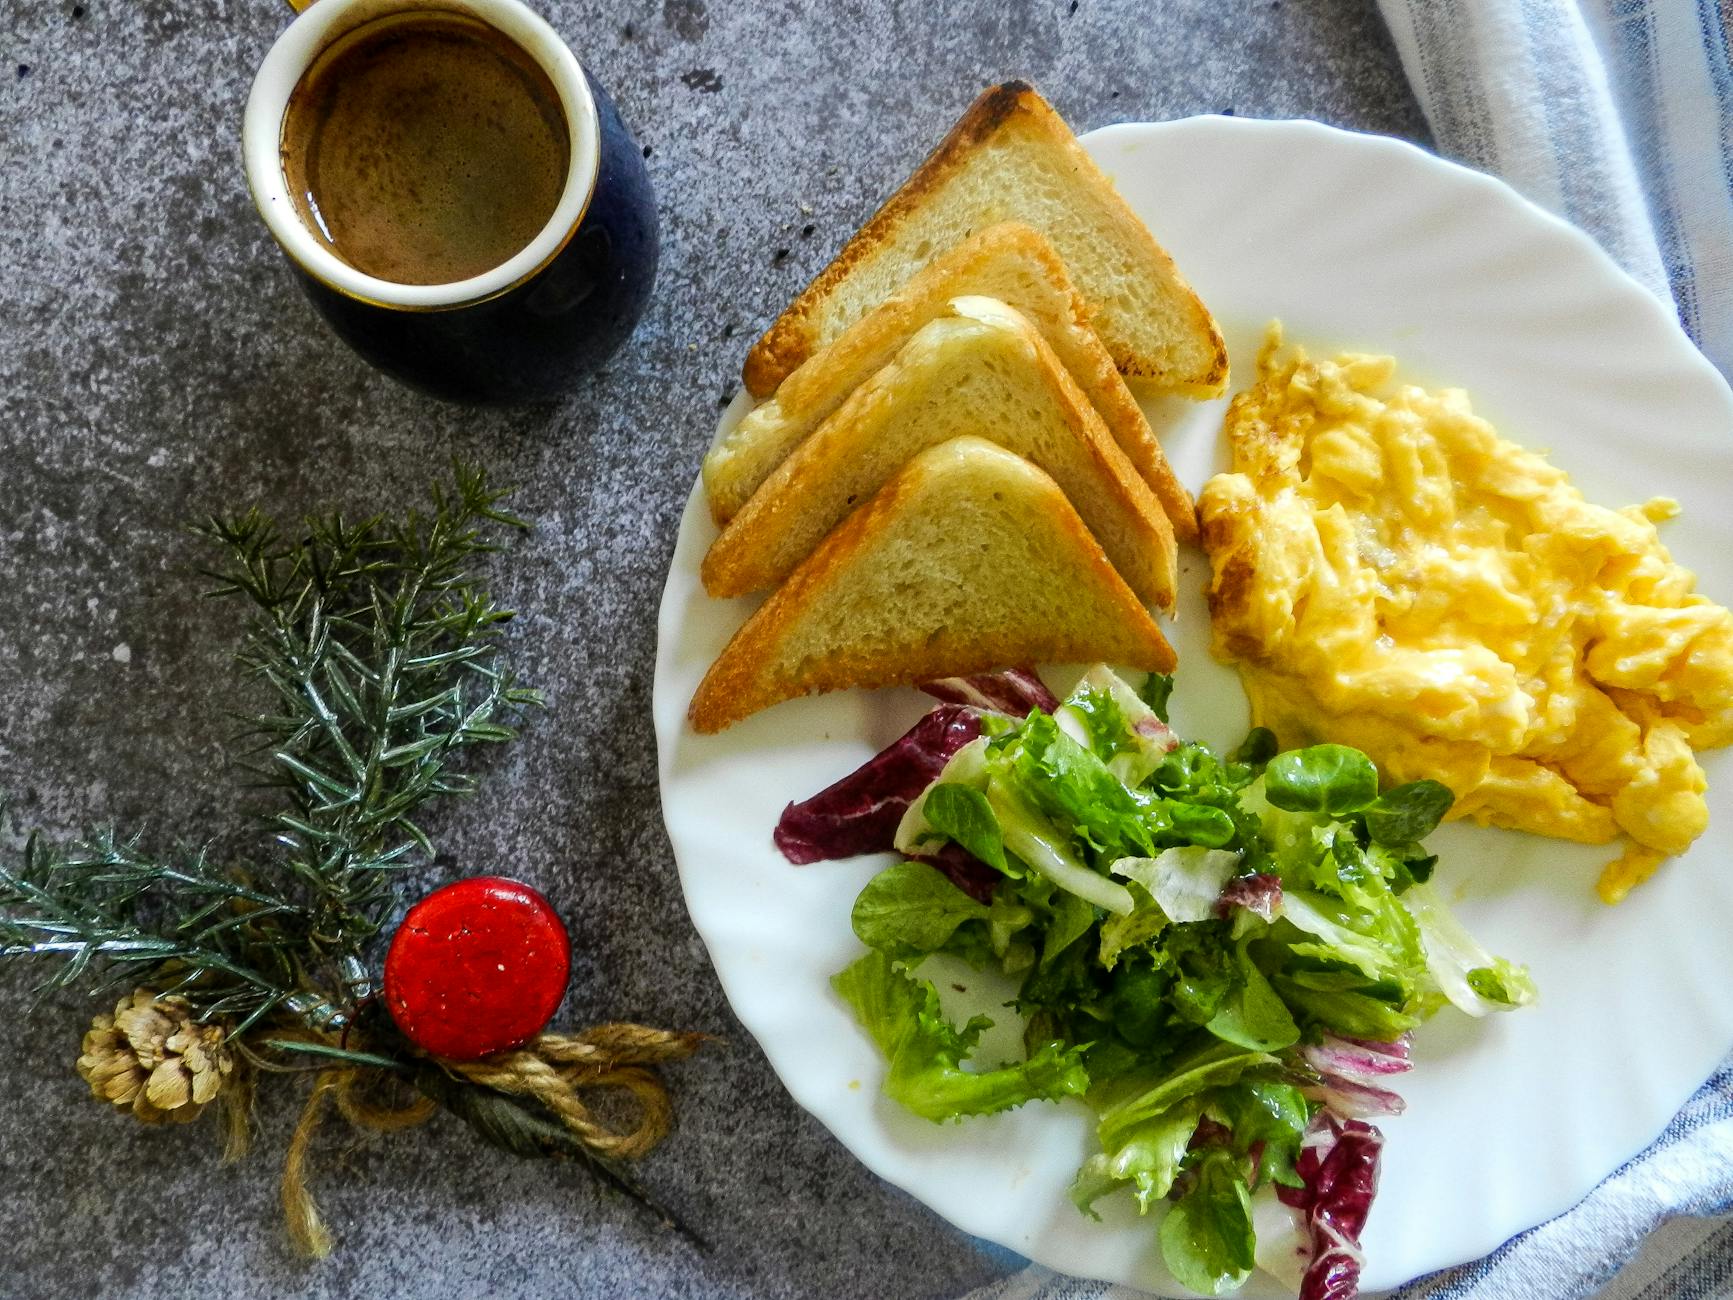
left=653, top=118, right=1733, bottom=1296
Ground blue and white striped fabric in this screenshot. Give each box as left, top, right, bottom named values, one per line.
left=958, top=3, right=1733, bottom=1296
left=1380, top=0, right=1733, bottom=382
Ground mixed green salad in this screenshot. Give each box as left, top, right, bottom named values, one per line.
left=776, top=667, right=1533, bottom=1300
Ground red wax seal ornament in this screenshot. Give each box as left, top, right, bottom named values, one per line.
left=383, top=876, right=572, bottom=1061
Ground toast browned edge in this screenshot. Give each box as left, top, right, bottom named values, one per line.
left=688, top=448, right=1178, bottom=733
left=978, top=224, right=1200, bottom=543
left=712, top=221, right=1199, bottom=545
left=703, top=304, right=1179, bottom=611
left=740, top=80, right=1229, bottom=401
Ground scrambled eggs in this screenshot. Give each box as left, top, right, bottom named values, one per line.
left=1199, top=327, right=1733, bottom=902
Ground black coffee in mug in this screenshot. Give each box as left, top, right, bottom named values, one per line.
left=281, top=14, right=569, bottom=287
left=247, top=0, right=658, bottom=404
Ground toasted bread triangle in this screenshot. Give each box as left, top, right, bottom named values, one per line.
left=688, top=437, right=1176, bottom=733
left=705, top=222, right=1198, bottom=542
left=703, top=298, right=1178, bottom=610
left=741, top=81, right=1227, bottom=401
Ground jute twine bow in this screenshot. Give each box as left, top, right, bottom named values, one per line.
left=253, top=1023, right=702, bottom=1258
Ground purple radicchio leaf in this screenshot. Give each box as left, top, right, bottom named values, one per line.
left=1186, top=1114, right=1234, bottom=1152
left=921, top=668, right=1059, bottom=715
left=1217, top=871, right=1284, bottom=921
left=1299, top=1034, right=1412, bottom=1119
left=1133, top=712, right=1181, bottom=752
left=774, top=705, right=984, bottom=864
left=1277, top=1113, right=1385, bottom=1300
left=910, top=841, right=1002, bottom=904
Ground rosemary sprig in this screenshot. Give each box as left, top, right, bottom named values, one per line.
left=0, top=462, right=540, bottom=1028
left=0, top=828, right=303, bottom=1034
left=198, top=459, right=542, bottom=962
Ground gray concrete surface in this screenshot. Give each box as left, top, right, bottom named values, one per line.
left=0, top=2, right=1427, bottom=1296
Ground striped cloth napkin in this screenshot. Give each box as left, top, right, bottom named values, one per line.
left=1380, top=0, right=1733, bottom=382
left=959, top=2, right=1733, bottom=1296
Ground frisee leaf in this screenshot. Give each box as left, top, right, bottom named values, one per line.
left=832, top=950, right=1089, bottom=1121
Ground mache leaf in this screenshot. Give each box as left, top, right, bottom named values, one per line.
left=1204, top=941, right=1300, bottom=1052
left=1264, top=745, right=1379, bottom=817
left=1361, top=780, right=1455, bottom=845
left=920, top=783, right=1009, bottom=874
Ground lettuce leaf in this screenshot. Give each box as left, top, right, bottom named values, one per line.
left=1097, top=881, right=1169, bottom=971
left=831, top=951, right=1089, bottom=1122
left=850, top=860, right=991, bottom=961
left=997, top=710, right=1157, bottom=862
left=894, top=737, right=992, bottom=855
left=1095, top=1041, right=1278, bottom=1148
left=986, top=779, right=1135, bottom=915
left=1277, top=889, right=1407, bottom=986
left=1112, top=847, right=1242, bottom=923
left=1062, top=665, right=1179, bottom=787
left=1404, top=881, right=1537, bottom=1017
left=1161, top=1147, right=1256, bottom=1295
left=1272, top=971, right=1421, bottom=1042
left=1072, top=1093, right=1204, bottom=1216
left=1064, top=684, right=1138, bottom=762
left=809, top=668, right=1534, bottom=1299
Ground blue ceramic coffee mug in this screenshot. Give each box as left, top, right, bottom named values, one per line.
left=244, top=0, right=656, bottom=403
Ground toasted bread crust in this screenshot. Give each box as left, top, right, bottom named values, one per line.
left=702, top=303, right=1180, bottom=610
left=740, top=81, right=1227, bottom=401
left=710, top=222, right=1199, bottom=543
left=688, top=444, right=1176, bottom=733
left=970, top=227, right=1199, bottom=542
left=740, top=82, right=1038, bottom=398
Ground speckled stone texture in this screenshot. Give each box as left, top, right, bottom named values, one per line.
left=0, top=3, right=1426, bottom=1296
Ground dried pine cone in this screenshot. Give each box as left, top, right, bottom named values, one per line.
left=76, top=989, right=234, bottom=1124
